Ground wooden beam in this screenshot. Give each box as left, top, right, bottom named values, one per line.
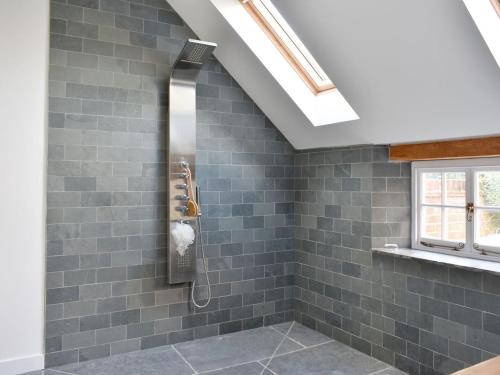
left=389, top=136, right=500, bottom=161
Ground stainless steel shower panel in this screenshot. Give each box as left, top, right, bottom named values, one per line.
left=168, top=39, right=217, bottom=284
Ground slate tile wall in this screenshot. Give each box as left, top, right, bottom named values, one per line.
left=46, top=0, right=294, bottom=367
left=293, top=145, right=500, bottom=375
left=47, top=1, right=500, bottom=372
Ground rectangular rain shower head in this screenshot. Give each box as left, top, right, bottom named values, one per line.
left=171, top=39, right=217, bottom=82
left=178, top=39, right=217, bottom=64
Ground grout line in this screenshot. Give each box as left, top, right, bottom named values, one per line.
left=199, top=359, right=265, bottom=374
left=50, top=370, right=79, bottom=375
left=258, top=340, right=395, bottom=374
left=261, top=339, right=335, bottom=361
left=367, top=365, right=392, bottom=375
left=172, top=345, right=199, bottom=374
left=257, top=360, right=278, bottom=374
left=269, top=325, right=306, bottom=348
left=277, top=334, right=307, bottom=349
left=260, top=321, right=296, bottom=375
left=264, top=366, right=279, bottom=375
left=196, top=339, right=336, bottom=374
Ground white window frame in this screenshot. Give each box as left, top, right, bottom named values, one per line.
left=412, top=157, right=500, bottom=262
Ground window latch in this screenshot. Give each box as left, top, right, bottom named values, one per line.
left=466, top=202, right=474, bottom=222
left=473, top=243, right=488, bottom=255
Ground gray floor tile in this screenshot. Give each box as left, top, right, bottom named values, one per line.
left=56, top=346, right=193, bottom=375
left=266, top=341, right=389, bottom=375
left=22, top=371, right=74, bottom=375
left=31, top=322, right=406, bottom=375
left=174, top=326, right=302, bottom=372
left=272, top=322, right=330, bottom=347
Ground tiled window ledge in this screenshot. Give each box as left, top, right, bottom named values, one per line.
left=372, top=247, right=500, bottom=275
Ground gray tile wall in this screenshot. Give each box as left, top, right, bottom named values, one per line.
left=293, top=146, right=500, bottom=375
left=47, top=2, right=500, bottom=373
left=46, top=0, right=294, bottom=367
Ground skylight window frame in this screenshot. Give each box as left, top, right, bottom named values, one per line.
left=241, top=0, right=335, bottom=95
left=462, top=0, right=500, bottom=68
left=491, top=0, right=500, bottom=17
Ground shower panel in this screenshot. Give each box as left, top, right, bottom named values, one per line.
left=168, top=39, right=217, bottom=284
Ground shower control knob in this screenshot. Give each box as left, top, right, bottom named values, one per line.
left=176, top=184, right=188, bottom=190
left=175, top=206, right=188, bottom=213
left=175, top=195, right=189, bottom=201
left=172, top=172, right=188, bottom=178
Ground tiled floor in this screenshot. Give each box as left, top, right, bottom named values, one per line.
left=25, top=322, right=406, bottom=375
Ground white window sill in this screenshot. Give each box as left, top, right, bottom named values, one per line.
left=372, top=247, right=500, bottom=275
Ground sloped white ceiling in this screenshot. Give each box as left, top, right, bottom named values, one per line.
left=169, top=0, right=500, bottom=149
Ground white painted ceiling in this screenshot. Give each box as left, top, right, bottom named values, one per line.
left=169, top=0, right=500, bottom=149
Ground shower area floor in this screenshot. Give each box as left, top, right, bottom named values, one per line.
left=27, top=322, right=405, bottom=375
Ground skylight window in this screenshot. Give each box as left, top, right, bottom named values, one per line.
left=241, top=0, right=335, bottom=94
left=204, top=0, right=358, bottom=127
left=463, top=0, right=500, bottom=67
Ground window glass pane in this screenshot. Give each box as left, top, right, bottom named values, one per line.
left=445, top=172, right=465, bottom=206
left=476, top=209, right=500, bottom=247
left=422, top=172, right=441, bottom=204
left=477, top=171, right=500, bottom=207
left=444, top=208, right=465, bottom=242
left=422, top=206, right=441, bottom=239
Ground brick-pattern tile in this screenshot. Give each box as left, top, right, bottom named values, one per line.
left=46, top=0, right=294, bottom=367
left=47, top=2, right=500, bottom=373
left=293, top=146, right=500, bottom=375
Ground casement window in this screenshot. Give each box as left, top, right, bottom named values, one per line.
left=412, top=158, right=500, bottom=261
left=241, top=0, right=335, bottom=94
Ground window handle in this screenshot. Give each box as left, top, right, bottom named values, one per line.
left=420, top=241, right=464, bottom=251
left=466, top=202, right=474, bottom=222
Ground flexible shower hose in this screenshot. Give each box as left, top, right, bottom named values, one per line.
left=190, top=214, right=211, bottom=308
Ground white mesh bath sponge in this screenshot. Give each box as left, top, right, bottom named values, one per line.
left=171, top=222, right=195, bottom=256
